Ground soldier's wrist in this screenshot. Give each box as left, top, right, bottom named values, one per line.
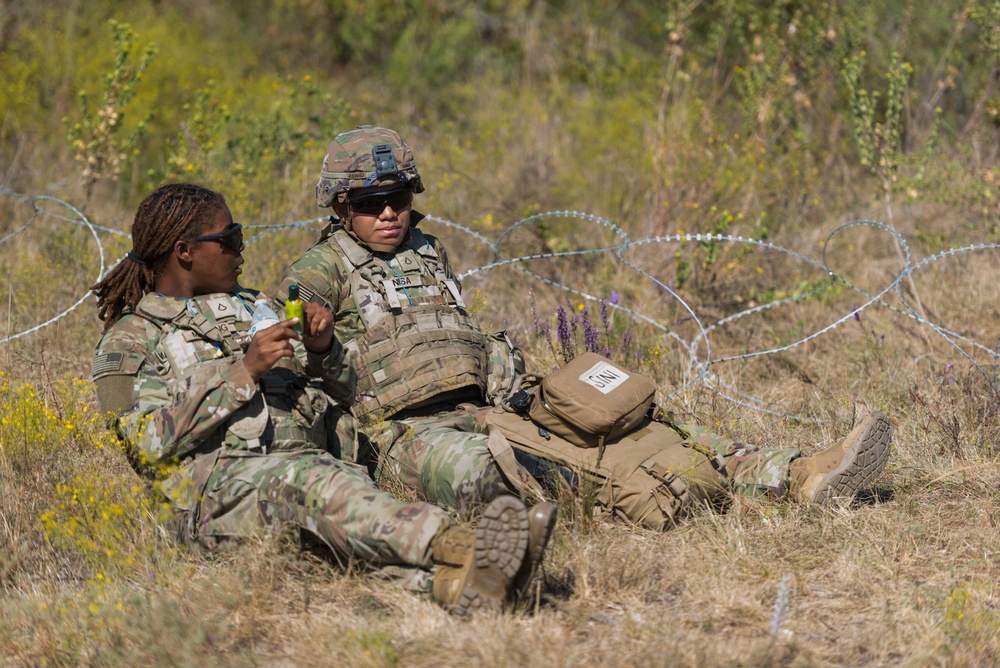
left=304, top=339, right=334, bottom=355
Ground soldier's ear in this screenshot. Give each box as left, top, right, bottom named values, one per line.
left=174, top=238, right=194, bottom=263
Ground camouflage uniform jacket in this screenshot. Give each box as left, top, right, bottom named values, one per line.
left=91, top=289, right=354, bottom=469
left=279, top=216, right=490, bottom=425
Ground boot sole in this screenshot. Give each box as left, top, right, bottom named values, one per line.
left=451, top=496, right=529, bottom=617
left=514, top=501, right=558, bottom=602
left=812, top=412, right=892, bottom=504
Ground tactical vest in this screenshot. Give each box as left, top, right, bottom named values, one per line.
left=130, top=291, right=333, bottom=454
left=327, top=227, right=489, bottom=424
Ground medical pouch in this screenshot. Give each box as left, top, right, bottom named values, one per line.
left=528, top=352, right=656, bottom=448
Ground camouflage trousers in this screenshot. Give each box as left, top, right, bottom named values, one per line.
left=365, top=409, right=801, bottom=515
left=367, top=410, right=514, bottom=515
left=158, top=448, right=449, bottom=569
left=679, top=423, right=801, bottom=498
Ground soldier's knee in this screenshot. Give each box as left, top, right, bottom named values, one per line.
left=435, top=463, right=510, bottom=514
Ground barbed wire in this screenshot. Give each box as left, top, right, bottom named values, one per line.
left=2, top=185, right=998, bottom=424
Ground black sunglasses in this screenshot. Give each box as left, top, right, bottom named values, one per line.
left=191, top=223, right=244, bottom=253
left=348, top=188, right=413, bottom=216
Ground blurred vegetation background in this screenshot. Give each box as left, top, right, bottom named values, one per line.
left=3, top=0, right=998, bottom=235
left=2, top=0, right=999, bottom=342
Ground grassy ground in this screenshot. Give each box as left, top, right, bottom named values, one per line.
left=3, top=184, right=1000, bottom=666
left=4, top=2, right=1000, bottom=665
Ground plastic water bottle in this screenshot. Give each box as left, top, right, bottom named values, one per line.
left=249, top=299, right=281, bottom=337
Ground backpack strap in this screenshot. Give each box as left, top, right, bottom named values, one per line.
left=485, top=423, right=548, bottom=502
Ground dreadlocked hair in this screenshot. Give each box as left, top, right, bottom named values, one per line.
left=91, top=183, right=227, bottom=331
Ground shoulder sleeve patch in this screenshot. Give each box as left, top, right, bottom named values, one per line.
left=91, top=350, right=146, bottom=379
left=297, top=283, right=322, bottom=305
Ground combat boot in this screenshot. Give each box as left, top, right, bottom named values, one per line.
left=431, top=496, right=529, bottom=617
left=789, top=411, right=892, bottom=504
left=512, top=501, right=558, bottom=604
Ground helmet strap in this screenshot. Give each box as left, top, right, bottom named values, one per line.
left=331, top=201, right=353, bottom=232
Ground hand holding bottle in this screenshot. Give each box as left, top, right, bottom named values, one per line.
left=242, top=319, right=300, bottom=382
left=300, top=301, right=335, bottom=354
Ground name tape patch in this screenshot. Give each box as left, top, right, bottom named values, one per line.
left=578, top=360, right=629, bottom=394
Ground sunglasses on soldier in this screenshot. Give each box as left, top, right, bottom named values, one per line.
left=348, top=187, right=413, bottom=216
left=191, top=223, right=244, bottom=253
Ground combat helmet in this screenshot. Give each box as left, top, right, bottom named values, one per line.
left=316, top=125, right=424, bottom=208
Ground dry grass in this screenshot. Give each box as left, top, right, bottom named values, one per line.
left=3, top=186, right=1000, bottom=667
left=5, top=78, right=1000, bottom=665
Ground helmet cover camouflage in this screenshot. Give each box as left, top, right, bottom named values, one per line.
left=316, top=125, right=424, bottom=208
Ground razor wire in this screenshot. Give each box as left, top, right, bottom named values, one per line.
left=2, top=184, right=999, bottom=424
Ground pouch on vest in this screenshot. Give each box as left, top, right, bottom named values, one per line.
left=226, top=393, right=271, bottom=452
left=485, top=330, right=526, bottom=406
left=528, top=352, right=656, bottom=448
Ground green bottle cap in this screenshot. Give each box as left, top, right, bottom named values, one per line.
left=288, top=284, right=300, bottom=301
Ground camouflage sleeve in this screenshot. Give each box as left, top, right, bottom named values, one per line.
left=118, top=354, right=257, bottom=466
left=95, top=322, right=259, bottom=467
left=277, top=244, right=348, bottom=313
left=252, top=289, right=353, bottom=405
left=278, top=246, right=356, bottom=403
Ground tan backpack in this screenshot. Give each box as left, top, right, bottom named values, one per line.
left=527, top=352, right=657, bottom=449
left=479, top=407, right=727, bottom=530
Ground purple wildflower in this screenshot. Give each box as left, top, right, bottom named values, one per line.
left=538, top=322, right=558, bottom=360
left=621, top=327, right=633, bottom=361
left=599, top=298, right=615, bottom=352
left=610, top=291, right=620, bottom=305
left=556, top=305, right=569, bottom=341
left=556, top=305, right=575, bottom=361
left=582, top=307, right=600, bottom=353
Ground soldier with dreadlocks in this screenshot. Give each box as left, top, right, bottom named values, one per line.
left=89, top=182, right=555, bottom=617
left=277, top=126, right=893, bottom=531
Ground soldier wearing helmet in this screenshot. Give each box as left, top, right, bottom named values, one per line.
left=278, top=126, right=893, bottom=533
left=280, top=125, right=547, bottom=517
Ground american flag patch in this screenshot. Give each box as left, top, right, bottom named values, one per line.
left=91, top=351, right=125, bottom=375
left=297, top=283, right=320, bottom=304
